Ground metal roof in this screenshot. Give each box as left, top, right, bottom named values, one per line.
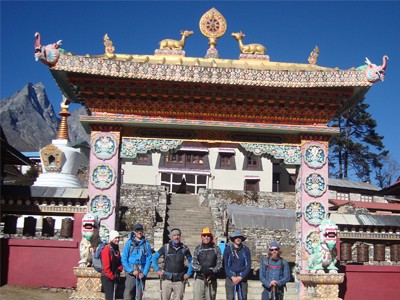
left=328, top=178, right=380, bottom=191
left=331, top=213, right=400, bottom=227
left=227, top=204, right=295, bottom=230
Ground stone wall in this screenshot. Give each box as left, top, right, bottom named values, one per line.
left=118, top=184, right=168, bottom=250
left=199, top=189, right=296, bottom=271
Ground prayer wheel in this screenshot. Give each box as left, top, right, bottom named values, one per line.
left=3, top=215, right=18, bottom=234
left=22, top=216, right=37, bottom=237
left=390, top=244, right=400, bottom=262
left=373, top=244, right=386, bottom=261
left=357, top=243, right=369, bottom=262
left=340, top=242, right=352, bottom=261
left=42, top=217, right=55, bottom=237
left=60, top=218, right=73, bottom=238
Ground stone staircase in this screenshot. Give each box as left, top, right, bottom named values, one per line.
left=115, top=277, right=298, bottom=299
left=165, top=194, right=214, bottom=252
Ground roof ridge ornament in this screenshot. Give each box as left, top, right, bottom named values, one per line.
left=155, top=30, right=194, bottom=57
left=104, top=34, right=116, bottom=59
left=308, top=46, right=319, bottom=65
left=199, top=7, right=227, bottom=59
left=231, top=31, right=270, bottom=61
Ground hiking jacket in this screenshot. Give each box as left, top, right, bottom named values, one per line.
left=192, top=243, right=223, bottom=276
left=223, top=243, right=251, bottom=280
left=121, top=233, right=152, bottom=276
left=152, top=241, right=193, bottom=276
left=101, top=243, right=123, bottom=281
left=259, top=257, right=290, bottom=288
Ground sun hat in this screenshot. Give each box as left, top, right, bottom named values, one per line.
left=229, top=230, right=246, bottom=241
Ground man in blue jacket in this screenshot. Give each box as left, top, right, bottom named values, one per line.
left=122, top=223, right=153, bottom=300
left=224, top=230, right=251, bottom=300
left=259, top=241, right=290, bottom=300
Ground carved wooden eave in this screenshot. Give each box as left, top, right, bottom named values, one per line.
left=48, top=52, right=371, bottom=137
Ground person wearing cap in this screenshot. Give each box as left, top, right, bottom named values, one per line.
left=122, top=223, right=153, bottom=300
left=259, top=241, right=290, bottom=300
left=101, top=230, right=123, bottom=300
left=192, top=227, right=223, bottom=300
left=152, top=227, right=193, bottom=300
left=224, top=230, right=251, bottom=300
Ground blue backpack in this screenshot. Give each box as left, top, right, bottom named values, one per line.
left=92, top=242, right=114, bottom=272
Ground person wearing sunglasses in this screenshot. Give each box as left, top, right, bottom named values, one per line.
left=122, top=223, right=153, bottom=300
left=259, top=241, right=290, bottom=300
left=192, top=227, right=223, bottom=300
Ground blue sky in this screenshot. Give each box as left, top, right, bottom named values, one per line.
left=1, top=1, right=399, bottom=168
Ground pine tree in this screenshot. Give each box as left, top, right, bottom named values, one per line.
left=329, top=100, right=388, bottom=182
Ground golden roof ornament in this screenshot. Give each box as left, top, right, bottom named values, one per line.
left=104, top=34, right=116, bottom=59
left=199, top=7, right=227, bottom=58
left=155, top=30, right=194, bottom=57
left=308, top=45, right=319, bottom=65
left=57, top=96, right=71, bottom=140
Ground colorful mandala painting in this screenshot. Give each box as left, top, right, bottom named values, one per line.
left=92, top=134, right=117, bottom=160
left=304, top=144, right=326, bottom=169
left=99, top=224, right=110, bottom=243
left=91, top=164, right=115, bottom=190
left=305, top=202, right=326, bottom=225
left=305, top=230, right=320, bottom=254
left=89, top=194, right=113, bottom=220
left=304, top=173, right=326, bottom=197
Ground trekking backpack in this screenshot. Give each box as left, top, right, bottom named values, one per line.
left=92, top=242, right=114, bottom=272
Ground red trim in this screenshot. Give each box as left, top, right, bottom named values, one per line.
left=329, top=199, right=400, bottom=212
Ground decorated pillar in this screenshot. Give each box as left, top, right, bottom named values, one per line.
left=88, top=125, right=121, bottom=239
left=297, top=135, right=344, bottom=299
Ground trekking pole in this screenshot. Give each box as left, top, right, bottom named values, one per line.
left=237, top=283, right=243, bottom=300
left=233, top=283, right=237, bottom=300
left=135, top=275, right=139, bottom=300
left=139, top=277, right=146, bottom=300
left=159, top=274, right=163, bottom=300
left=271, top=285, right=275, bottom=300
left=113, top=281, right=116, bottom=300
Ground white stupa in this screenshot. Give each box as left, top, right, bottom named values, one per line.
left=33, top=97, right=83, bottom=187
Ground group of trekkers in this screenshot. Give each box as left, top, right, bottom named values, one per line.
left=100, top=224, right=290, bottom=300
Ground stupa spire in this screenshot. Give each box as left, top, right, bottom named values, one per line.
left=57, top=97, right=71, bottom=140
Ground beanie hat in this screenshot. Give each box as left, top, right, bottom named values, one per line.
left=109, top=230, right=120, bottom=242
left=133, top=223, right=144, bottom=231
left=229, top=230, right=246, bottom=242
left=269, top=241, right=280, bottom=249
left=170, top=228, right=181, bottom=238
left=201, top=227, right=212, bottom=235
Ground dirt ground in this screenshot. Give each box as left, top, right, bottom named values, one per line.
left=0, top=284, right=73, bottom=300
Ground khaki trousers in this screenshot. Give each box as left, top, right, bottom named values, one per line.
left=162, top=279, right=185, bottom=300
left=193, top=278, right=217, bottom=300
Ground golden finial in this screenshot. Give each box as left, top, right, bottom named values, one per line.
left=57, top=97, right=71, bottom=140
left=308, top=46, right=319, bottom=65
left=199, top=8, right=227, bottom=58
left=104, top=34, right=115, bottom=58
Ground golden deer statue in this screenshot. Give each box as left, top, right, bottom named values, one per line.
left=231, top=32, right=266, bottom=55
left=159, top=30, right=194, bottom=50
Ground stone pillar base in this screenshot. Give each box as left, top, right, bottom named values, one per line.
left=70, top=267, right=104, bottom=300
left=297, top=273, right=345, bottom=300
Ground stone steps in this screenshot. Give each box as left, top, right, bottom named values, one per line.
left=115, top=277, right=298, bottom=300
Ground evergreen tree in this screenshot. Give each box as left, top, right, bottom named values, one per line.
left=329, top=100, right=388, bottom=182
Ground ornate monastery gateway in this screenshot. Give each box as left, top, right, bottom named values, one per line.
left=35, top=7, right=387, bottom=299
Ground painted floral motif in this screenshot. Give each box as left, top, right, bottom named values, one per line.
left=304, top=173, right=326, bottom=197
left=120, top=138, right=183, bottom=158
left=89, top=194, right=113, bottom=220
left=91, top=164, right=115, bottom=190
left=99, top=224, right=110, bottom=243
left=92, top=134, right=118, bottom=160
left=305, top=230, right=320, bottom=254
left=239, top=143, right=301, bottom=165
left=305, top=202, right=326, bottom=225
left=305, top=144, right=326, bottom=169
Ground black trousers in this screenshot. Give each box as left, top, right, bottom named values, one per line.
left=101, top=275, right=116, bottom=300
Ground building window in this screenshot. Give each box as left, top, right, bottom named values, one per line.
left=216, top=153, right=236, bottom=170
left=244, top=156, right=262, bottom=171
left=337, top=192, right=349, bottom=201
left=245, top=179, right=260, bottom=192
left=164, top=153, right=184, bottom=166
left=162, top=152, right=208, bottom=169
left=186, top=153, right=204, bottom=166
left=132, top=154, right=152, bottom=166
left=360, top=195, right=373, bottom=202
